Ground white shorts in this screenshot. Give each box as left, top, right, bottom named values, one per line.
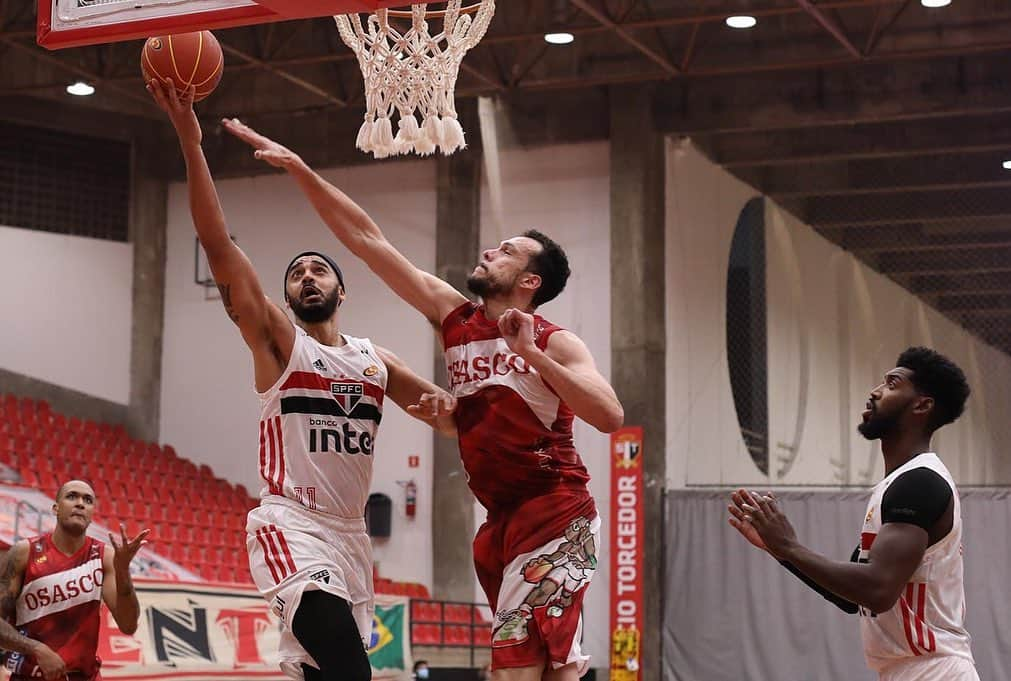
left=879, top=655, right=979, bottom=681
left=247, top=497, right=374, bottom=680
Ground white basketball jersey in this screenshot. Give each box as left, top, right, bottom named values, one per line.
left=858, top=452, right=973, bottom=671
left=256, top=327, right=387, bottom=518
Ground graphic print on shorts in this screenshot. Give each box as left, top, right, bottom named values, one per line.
left=492, top=516, right=597, bottom=648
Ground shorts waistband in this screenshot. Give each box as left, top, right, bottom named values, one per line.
left=258, top=495, right=367, bottom=533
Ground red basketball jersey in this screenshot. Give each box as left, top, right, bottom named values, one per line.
left=442, top=302, right=592, bottom=516
left=3, top=534, right=104, bottom=681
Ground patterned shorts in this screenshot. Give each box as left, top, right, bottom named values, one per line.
left=474, top=512, right=600, bottom=674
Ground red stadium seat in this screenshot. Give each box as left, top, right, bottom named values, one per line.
left=446, top=604, right=471, bottom=623
left=447, top=625, right=472, bottom=646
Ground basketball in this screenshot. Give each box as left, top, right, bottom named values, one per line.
left=522, top=557, right=553, bottom=583
left=141, top=30, right=223, bottom=102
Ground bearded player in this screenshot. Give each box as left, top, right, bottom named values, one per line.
left=224, top=121, right=624, bottom=680
left=0, top=480, right=147, bottom=681
left=729, top=347, right=978, bottom=680
left=149, top=80, right=456, bottom=681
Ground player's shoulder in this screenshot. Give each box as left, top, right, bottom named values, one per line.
left=9, top=538, right=33, bottom=560
left=441, top=300, right=481, bottom=329
left=888, top=466, right=952, bottom=496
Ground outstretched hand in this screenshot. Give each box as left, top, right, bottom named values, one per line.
left=146, top=78, right=201, bottom=144
left=407, top=390, right=457, bottom=420
left=728, top=489, right=770, bottom=553
left=728, top=489, right=798, bottom=560
left=110, top=524, right=151, bottom=572
left=222, top=118, right=300, bottom=169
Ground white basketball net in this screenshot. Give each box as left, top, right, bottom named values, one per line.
left=335, top=1, right=496, bottom=158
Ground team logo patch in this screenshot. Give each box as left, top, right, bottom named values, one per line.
left=34, top=555, right=47, bottom=565
left=364, top=365, right=380, bottom=377
left=310, top=569, right=331, bottom=584
left=313, top=358, right=328, bottom=373
left=331, top=382, right=364, bottom=414
left=613, top=433, right=641, bottom=470
left=149, top=38, right=162, bottom=50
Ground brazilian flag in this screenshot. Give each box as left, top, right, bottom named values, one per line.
left=368, top=603, right=407, bottom=671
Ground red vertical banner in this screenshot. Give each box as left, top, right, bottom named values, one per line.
left=609, top=426, right=644, bottom=681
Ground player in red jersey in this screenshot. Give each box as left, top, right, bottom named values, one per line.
left=0, top=480, right=147, bottom=681
left=225, top=121, right=625, bottom=681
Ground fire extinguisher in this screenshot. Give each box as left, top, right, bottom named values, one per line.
left=405, top=480, right=417, bottom=518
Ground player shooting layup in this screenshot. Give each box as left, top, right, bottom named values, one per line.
left=149, top=80, right=456, bottom=681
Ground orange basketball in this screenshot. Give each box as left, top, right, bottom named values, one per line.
left=141, top=30, right=224, bottom=102
left=522, top=557, right=553, bottom=583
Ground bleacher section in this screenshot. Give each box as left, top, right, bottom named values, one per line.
left=0, top=394, right=439, bottom=597
left=411, top=601, right=492, bottom=648
left=0, top=394, right=255, bottom=583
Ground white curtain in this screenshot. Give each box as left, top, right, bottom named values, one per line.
left=663, top=489, right=1010, bottom=680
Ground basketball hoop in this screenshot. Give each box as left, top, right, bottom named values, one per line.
left=334, top=1, right=495, bottom=159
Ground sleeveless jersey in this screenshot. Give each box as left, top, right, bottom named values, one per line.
left=442, top=302, right=591, bottom=514
left=858, top=452, right=973, bottom=671
left=4, top=534, right=104, bottom=680
left=257, top=327, right=388, bottom=518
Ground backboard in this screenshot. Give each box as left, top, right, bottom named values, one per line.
left=38, top=0, right=411, bottom=49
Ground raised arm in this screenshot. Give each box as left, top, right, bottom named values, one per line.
left=222, top=119, right=467, bottom=327
left=731, top=490, right=928, bottom=614
left=101, top=526, right=150, bottom=636
left=375, top=346, right=457, bottom=437
left=0, top=542, right=67, bottom=680
left=499, top=310, right=624, bottom=433
left=148, top=80, right=294, bottom=391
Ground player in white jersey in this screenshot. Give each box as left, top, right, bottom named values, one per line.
left=728, top=347, right=978, bottom=681
left=150, top=80, right=456, bottom=681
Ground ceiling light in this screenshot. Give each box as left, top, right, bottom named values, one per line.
left=726, top=15, right=757, bottom=29
left=66, top=81, right=95, bottom=96
left=544, top=32, right=575, bottom=45
left=920, top=0, right=951, bottom=6
left=1002, top=160, right=1011, bottom=170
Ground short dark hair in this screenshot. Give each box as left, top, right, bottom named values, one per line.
left=522, top=230, right=570, bottom=308
left=896, top=346, right=970, bottom=431
left=56, top=479, right=96, bottom=501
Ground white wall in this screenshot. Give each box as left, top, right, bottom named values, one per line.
left=160, top=160, right=438, bottom=587
left=666, top=139, right=1011, bottom=488
left=476, top=141, right=613, bottom=662
left=0, top=224, right=133, bottom=403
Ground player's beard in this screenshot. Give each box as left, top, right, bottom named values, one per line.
left=857, top=407, right=901, bottom=440
left=290, top=287, right=340, bottom=323
left=467, top=270, right=516, bottom=300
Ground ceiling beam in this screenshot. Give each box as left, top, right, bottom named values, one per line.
left=568, top=0, right=680, bottom=77
left=0, top=36, right=161, bottom=117
left=219, top=42, right=346, bottom=107
left=796, top=0, right=862, bottom=59
left=935, top=293, right=1011, bottom=313
left=907, top=271, right=1011, bottom=295
left=801, top=186, right=1011, bottom=226
left=819, top=228, right=1011, bottom=254
left=654, top=51, right=1011, bottom=134
left=701, top=113, right=1011, bottom=168
left=876, top=248, right=1011, bottom=275
left=743, top=153, right=1011, bottom=199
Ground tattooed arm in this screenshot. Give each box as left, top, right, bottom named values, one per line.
left=147, top=78, right=295, bottom=392
left=0, top=542, right=66, bottom=680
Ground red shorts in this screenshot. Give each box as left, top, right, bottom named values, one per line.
left=473, top=490, right=599, bottom=674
